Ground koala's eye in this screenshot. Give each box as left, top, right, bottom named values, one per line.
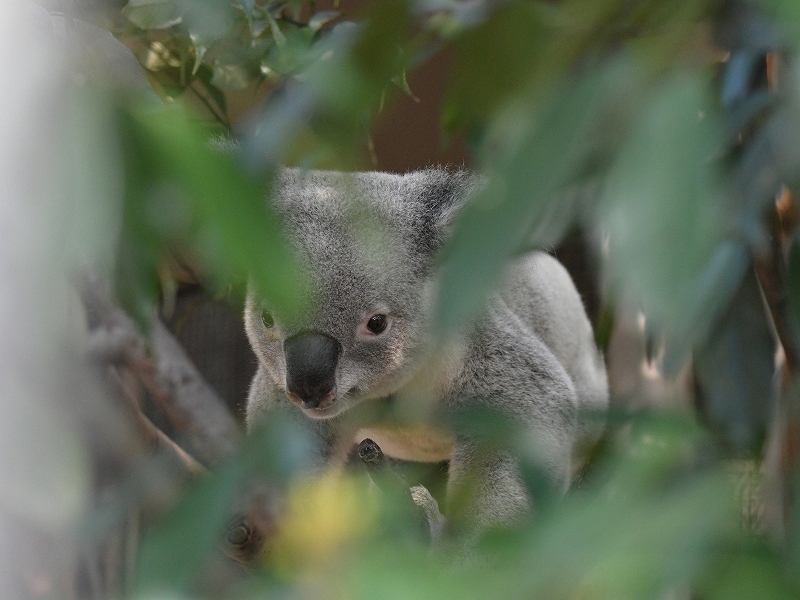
left=366, top=314, right=388, bottom=334
left=260, top=310, right=274, bottom=329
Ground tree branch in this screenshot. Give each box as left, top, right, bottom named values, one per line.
left=78, top=271, right=241, bottom=467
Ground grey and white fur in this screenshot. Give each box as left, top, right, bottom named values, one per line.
left=244, top=167, right=608, bottom=541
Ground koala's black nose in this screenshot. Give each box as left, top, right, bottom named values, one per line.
left=284, top=331, right=341, bottom=409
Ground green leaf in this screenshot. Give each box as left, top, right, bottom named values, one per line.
left=436, top=66, right=621, bottom=331
left=391, top=70, right=419, bottom=102
left=701, top=543, right=800, bottom=600
left=174, top=0, right=237, bottom=42
left=210, top=60, right=255, bottom=90
left=599, top=71, right=729, bottom=332
left=123, top=0, right=182, bottom=29
left=308, top=9, right=342, bottom=34
left=116, top=106, right=168, bottom=325
left=135, top=463, right=244, bottom=593
left=134, top=404, right=316, bottom=594
left=694, top=267, right=776, bottom=454
left=237, top=0, right=256, bottom=18
left=195, top=66, right=228, bottom=114
left=122, top=102, right=302, bottom=317
left=444, top=2, right=551, bottom=130
left=264, top=7, right=288, bottom=48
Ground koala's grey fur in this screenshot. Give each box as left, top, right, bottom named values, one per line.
left=244, top=167, right=608, bottom=540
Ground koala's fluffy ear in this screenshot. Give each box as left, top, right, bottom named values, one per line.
left=415, top=169, right=481, bottom=257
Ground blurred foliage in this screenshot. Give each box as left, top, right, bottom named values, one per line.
left=44, top=0, right=800, bottom=597
left=115, top=102, right=302, bottom=322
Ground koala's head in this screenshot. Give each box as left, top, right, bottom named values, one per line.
left=245, top=167, right=475, bottom=420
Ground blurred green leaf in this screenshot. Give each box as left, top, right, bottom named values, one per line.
left=511, top=474, right=736, bottom=599
left=119, top=102, right=302, bottom=317
left=305, top=0, right=410, bottom=116
left=174, top=0, right=237, bottom=41
left=264, top=27, right=315, bottom=76
left=116, top=107, right=167, bottom=324
left=135, top=464, right=244, bottom=593
left=264, top=8, right=288, bottom=48
left=210, top=61, right=254, bottom=90
left=308, top=10, right=342, bottom=34
left=135, top=414, right=315, bottom=594
left=599, top=71, right=729, bottom=331
left=238, top=0, right=255, bottom=18
left=123, top=0, right=182, bottom=29
left=436, top=62, right=630, bottom=331
left=444, top=2, right=551, bottom=131
left=695, top=267, right=776, bottom=454
left=247, top=1, right=414, bottom=170
left=195, top=65, right=228, bottom=113
left=701, top=543, right=800, bottom=600
left=755, top=0, right=800, bottom=46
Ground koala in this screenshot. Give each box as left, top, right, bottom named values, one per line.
left=244, top=167, right=608, bottom=540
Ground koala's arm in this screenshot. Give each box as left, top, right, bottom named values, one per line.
left=246, top=366, right=339, bottom=467
left=443, top=309, right=579, bottom=538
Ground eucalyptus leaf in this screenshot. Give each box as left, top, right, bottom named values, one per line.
left=700, top=543, right=800, bottom=600
left=195, top=68, right=227, bottom=114
left=599, top=72, right=728, bottom=332
left=694, top=267, right=776, bottom=454
left=436, top=69, right=617, bottom=331
left=174, top=0, right=236, bottom=41
left=444, top=2, right=550, bottom=130
left=123, top=0, right=182, bottom=30
left=308, top=9, right=342, bottom=34
left=122, top=103, right=302, bottom=317
left=265, top=8, right=287, bottom=48
left=135, top=462, right=245, bottom=593
left=237, top=0, right=255, bottom=18
left=210, top=60, right=254, bottom=91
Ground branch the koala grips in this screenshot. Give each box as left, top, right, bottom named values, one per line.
left=357, top=438, right=446, bottom=543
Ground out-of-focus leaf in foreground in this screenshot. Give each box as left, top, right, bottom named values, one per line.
left=135, top=414, right=316, bottom=594
left=116, top=102, right=301, bottom=322
left=269, top=471, right=379, bottom=576
left=436, top=60, right=637, bottom=332
left=123, top=0, right=182, bottom=30
left=443, top=1, right=553, bottom=132
left=271, top=417, right=760, bottom=600
left=136, top=461, right=244, bottom=593
left=694, top=267, right=776, bottom=454
left=599, top=72, right=730, bottom=333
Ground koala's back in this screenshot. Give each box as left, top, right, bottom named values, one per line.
left=499, top=252, right=608, bottom=446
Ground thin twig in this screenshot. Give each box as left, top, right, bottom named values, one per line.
left=188, top=81, right=231, bottom=130
left=753, top=208, right=799, bottom=377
